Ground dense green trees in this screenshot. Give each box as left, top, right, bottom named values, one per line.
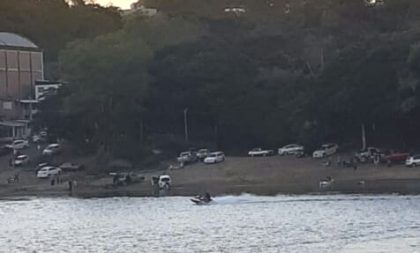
left=20, top=0, right=420, bottom=160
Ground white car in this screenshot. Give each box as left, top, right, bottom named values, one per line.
left=313, top=143, right=339, bottom=158
left=204, top=151, right=225, bottom=164
left=37, top=166, right=62, bottom=178
left=5, top=139, right=29, bottom=150
left=406, top=155, right=420, bottom=167
left=13, top=155, right=29, bottom=166
left=248, top=148, right=274, bottom=157
left=42, top=144, right=61, bottom=156
left=278, top=144, right=304, bottom=155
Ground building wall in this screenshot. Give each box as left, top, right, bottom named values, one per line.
left=0, top=48, right=43, bottom=119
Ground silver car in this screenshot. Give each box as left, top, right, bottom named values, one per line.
left=278, top=144, right=304, bottom=155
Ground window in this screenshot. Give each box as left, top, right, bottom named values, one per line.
left=3, top=101, right=12, bottom=110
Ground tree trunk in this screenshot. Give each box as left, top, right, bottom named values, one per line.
left=361, top=123, right=367, bottom=150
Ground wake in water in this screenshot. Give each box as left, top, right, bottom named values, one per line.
left=204, top=193, right=420, bottom=206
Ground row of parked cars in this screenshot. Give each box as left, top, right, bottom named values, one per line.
left=247, top=143, right=339, bottom=158
left=6, top=142, right=63, bottom=167
left=3, top=139, right=61, bottom=155
left=177, top=143, right=420, bottom=167
left=177, top=149, right=226, bottom=164
left=353, top=146, right=420, bottom=166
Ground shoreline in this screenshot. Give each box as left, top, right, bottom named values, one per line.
left=2, top=178, right=420, bottom=199
left=2, top=156, right=420, bottom=199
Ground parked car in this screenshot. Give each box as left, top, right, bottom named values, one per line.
left=278, top=144, right=304, bottom=155
left=110, top=172, right=145, bottom=186
left=406, top=155, right=420, bottom=167
left=13, top=155, right=29, bottom=166
left=37, top=166, right=62, bottom=178
left=177, top=151, right=197, bottom=164
left=312, top=143, right=339, bottom=158
left=382, top=151, right=410, bottom=164
left=35, top=162, right=49, bottom=174
left=42, top=143, right=61, bottom=156
left=59, top=162, right=85, bottom=172
left=248, top=148, right=274, bottom=157
left=204, top=151, right=225, bottom=164
left=354, top=147, right=382, bottom=162
left=196, top=149, right=210, bottom=160
left=5, top=139, right=29, bottom=150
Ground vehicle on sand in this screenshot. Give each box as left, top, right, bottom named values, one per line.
left=313, top=143, right=339, bottom=158
left=248, top=148, right=274, bottom=157
left=158, top=175, right=172, bottom=190
left=6, top=139, right=29, bottom=150
left=59, top=162, right=85, bottom=172
left=278, top=144, right=304, bottom=156
left=177, top=151, right=197, bottom=164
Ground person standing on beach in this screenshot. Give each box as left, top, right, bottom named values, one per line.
left=50, top=174, right=55, bottom=186
left=68, top=180, right=73, bottom=195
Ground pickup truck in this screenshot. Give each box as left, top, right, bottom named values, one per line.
left=248, top=148, right=274, bottom=157
left=354, top=147, right=382, bottom=163
left=177, top=151, right=197, bottom=164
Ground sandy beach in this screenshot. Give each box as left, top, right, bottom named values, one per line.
left=1, top=154, right=420, bottom=198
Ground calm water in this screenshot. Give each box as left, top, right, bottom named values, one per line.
left=1, top=194, right=420, bottom=253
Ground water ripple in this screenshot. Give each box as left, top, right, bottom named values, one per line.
left=0, top=195, right=420, bottom=252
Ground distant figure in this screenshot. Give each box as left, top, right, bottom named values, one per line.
left=7, top=173, right=19, bottom=184
left=73, top=180, right=77, bottom=190
left=323, top=159, right=331, bottom=167
left=352, top=158, right=358, bottom=170
left=374, top=155, right=380, bottom=166
left=68, top=180, right=73, bottom=192
left=319, top=176, right=334, bottom=189
left=151, top=176, right=160, bottom=196
left=203, top=192, right=212, bottom=202
left=125, top=174, right=132, bottom=184
left=336, top=156, right=342, bottom=167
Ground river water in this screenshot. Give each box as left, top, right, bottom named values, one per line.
left=0, top=194, right=419, bottom=253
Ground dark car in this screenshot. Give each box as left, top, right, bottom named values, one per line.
left=59, top=162, right=85, bottom=172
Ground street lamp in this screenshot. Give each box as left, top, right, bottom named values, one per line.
left=184, top=108, right=189, bottom=142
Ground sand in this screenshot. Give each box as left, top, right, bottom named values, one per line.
left=1, top=154, right=420, bottom=198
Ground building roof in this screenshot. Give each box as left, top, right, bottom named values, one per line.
left=0, top=32, right=38, bottom=49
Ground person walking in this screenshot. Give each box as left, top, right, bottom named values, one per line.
left=50, top=174, right=55, bottom=186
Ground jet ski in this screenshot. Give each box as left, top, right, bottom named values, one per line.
left=191, top=193, right=212, bottom=205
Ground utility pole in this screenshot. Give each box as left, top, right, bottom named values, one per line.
left=184, top=108, right=189, bottom=143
